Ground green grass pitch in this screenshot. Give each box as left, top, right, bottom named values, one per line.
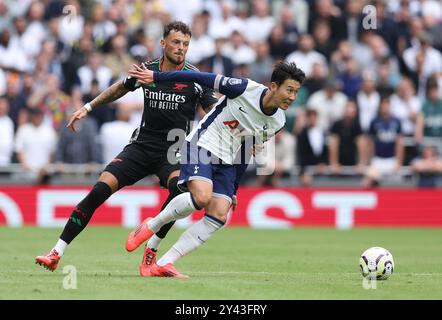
left=1, top=227, right=442, bottom=299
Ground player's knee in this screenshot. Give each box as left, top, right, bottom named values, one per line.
left=191, top=191, right=212, bottom=209
left=99, top=172, right=119, bottom=193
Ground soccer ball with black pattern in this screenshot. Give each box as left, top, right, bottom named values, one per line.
left=359, top=247, right=394, bottom=280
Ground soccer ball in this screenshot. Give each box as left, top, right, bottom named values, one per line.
left=359, top=247, right=394, bottom=280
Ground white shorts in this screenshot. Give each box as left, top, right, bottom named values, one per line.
left=370, top=157, right=397, bottom=176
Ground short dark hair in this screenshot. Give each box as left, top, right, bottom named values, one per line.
left=163, top=21, right=192, bottom=39
left=271, top=61, right=305, bottom=86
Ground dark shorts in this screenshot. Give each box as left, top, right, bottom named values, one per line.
left=177, top=141, right=236, bottom=203
left=104, top=142, right=180, bottom=188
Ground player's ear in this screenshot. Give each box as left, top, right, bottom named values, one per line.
left=160, top=38, right=165, bottom=49
left=270, top=81, right=279, bottom=92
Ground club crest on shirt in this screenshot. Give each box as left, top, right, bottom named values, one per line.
left=174, top=83, right=188, bottom=90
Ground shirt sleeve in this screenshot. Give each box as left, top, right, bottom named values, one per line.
left=154, top=71, right=248, bottom=99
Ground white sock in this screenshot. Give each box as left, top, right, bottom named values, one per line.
left=147, top=234, right=163, bottom=251
left=53, top=239, right=68, bottom=257
left=157, top=215, right=224, bottom=266
left=148, top=192, right=198, bottom=233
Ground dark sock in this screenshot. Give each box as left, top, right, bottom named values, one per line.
left=155, top=177, right=183, bottom=239
left=60, top=182, right=113, bottom=244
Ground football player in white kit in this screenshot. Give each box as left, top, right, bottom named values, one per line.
left=125, top=61, right=305, bottom=277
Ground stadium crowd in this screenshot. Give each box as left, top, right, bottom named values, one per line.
left=1, top=0, right=442, bottom=187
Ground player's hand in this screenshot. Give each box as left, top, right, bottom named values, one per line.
left=66, top=106, right=89, bottom=133
left=128, top=63, right=154, bottom=86
left=231, top=195, right=237, bottom=211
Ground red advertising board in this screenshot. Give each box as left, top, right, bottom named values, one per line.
left=0, top=186, right=441, bottom=228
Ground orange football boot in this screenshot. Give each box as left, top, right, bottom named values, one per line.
left=151, top=263, right=190, bottom=279
left=126, top=217, right=154, bottom=252
left=139, top=245, right=157, bottom=277
left=35, top=249, right=60, bottom=272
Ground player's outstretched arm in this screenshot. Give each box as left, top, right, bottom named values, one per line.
left=129, top=64, right=248, bottom=99
left=67, top=81, right=129, bottom=132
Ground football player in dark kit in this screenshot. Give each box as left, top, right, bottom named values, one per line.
left=35, top=21, right=218, bottom=276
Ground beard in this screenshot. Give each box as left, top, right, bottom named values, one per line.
left=164, top=51, right=184, bottom=66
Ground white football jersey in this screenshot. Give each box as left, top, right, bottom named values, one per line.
left=186, top=78, right=286, bottom=164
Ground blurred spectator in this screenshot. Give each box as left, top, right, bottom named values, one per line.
left=139, top=1, right=166, bottom=42
left=62, top=34, right=94, bottom=93
left=10, top=15, right=41, bottom=60
left=55, top=105, right=101, bottom=172
left=267, top=23, right=296, bottom=61
left=100, top=105, right=137, bottom=164
left=164, top=0, right=203, bottom=25
left=272, top=0, right=309, bottom=34
left=420, top=0, right=442, bottom=29
left=244, top=0, right=275, bottom=43
left=208, top=0, right=245, bottom=39
left=39, top=39, right=64, bottom=81
left=25, top=1, right=47, bottom=46
left=311, top=20, right=335, bottom=62
left=306, top=80, right=348, bottom=132
left=15, top=108, right=57, bottom=184
left=330, top=38, right=372, bottom=79
left=249, top=41, right=273, bottom=84
left=395, top=0, right=415, bottom=54
left=308, top=0, right=347, bottom=43
left=0, top=0, right=10, bottom=31
left=416, top=77, right=442, bottom=140
left=221, top=30, right=256, bottom=65
left=406, top=17, right=425, bottom=50
left=357, top=71, right=380, bottom=133
left=277, top=4, right=300, bottom=49
left=329, top=100, right=364, bottom=175
left=90, top=2, right=117, bottom=49
left=296, top=109, right=328, bottom=186
left=5, top=78, right=28, bottom=131
left=390, top=77, right=421, bottom=164
left=344, top=0, right=364, bottom=44
left=234, top=63, right=251, bottom=78
left=372, top=0, right=401, bottom=56
left=363, top=97, right=404, bottom=187
left=402, top=31, right=442, bottom=97
left=103, top=34, right=134, bottom=80
left=102, top=19, right=130, bottom=53
left=77, top=51, right=113, bottom=94
left=0, top=29, right=28, bottom=72
left=186, top=15, right=215, bottom=64
left=58, top=0, right=84, bottom=46
left=83, top=79, right=116, bottom=129
left=256, top=128, right=295, bottom=186
left=411, top=145, right=442, bottom=188
left=302, top=61, right=327, bottom=95
left=285, top=33, right=328, bottom=78
left=27, top=75, right=70, bottom=130
left=0, top=96, right=14, bottom=166
left=389, top=77, right=421, bottom=136
left=200, top=38, right=234, bottom=77
left=336, top=56, right=362, bottom=99
left=376, top=56, right=399, bottom=97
